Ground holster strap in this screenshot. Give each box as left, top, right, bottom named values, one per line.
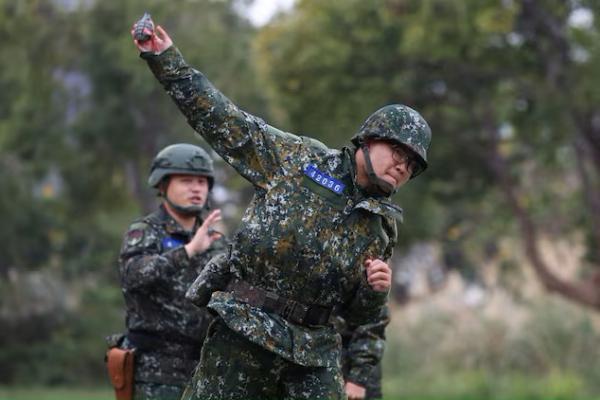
left=226, top=280, right=333, bottom=327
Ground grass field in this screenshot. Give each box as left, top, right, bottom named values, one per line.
left=382, top=371, right=600, bottom=400
left=2, top=379, right=600, bottom=400
left=0, top=387, right=113, bottom=400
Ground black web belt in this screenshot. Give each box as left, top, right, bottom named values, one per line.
left=225, top=280, right=334, bottom=327
left=127, top=329, right=202, bottom=358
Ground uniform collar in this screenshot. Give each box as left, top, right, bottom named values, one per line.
left=340, top=146, right=403, bottom=223
left=157, top=204, right=203, bottom=236
left=355, top=199, right=403, bottom=223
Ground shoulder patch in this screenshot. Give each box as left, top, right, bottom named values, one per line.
left=126, top=228, right=145, bottom=247
left=124, top=221, right=151, bottom=247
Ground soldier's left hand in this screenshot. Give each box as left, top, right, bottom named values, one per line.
left=365, top=259, right=392, bottom=292
left=345, top=381, right=366, bottom=400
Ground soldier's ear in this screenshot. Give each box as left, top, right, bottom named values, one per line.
left=158, top=177, right=170, bottom=196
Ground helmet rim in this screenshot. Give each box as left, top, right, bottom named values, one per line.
left=148, top=143, right=215, bottom=189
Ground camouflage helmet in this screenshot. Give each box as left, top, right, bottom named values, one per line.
left=148, top=143, right=214, bottom=189
left=351, top=104, right=431, bottom=177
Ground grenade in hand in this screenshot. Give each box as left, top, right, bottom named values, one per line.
left=134, top=12, right=154, bottom=42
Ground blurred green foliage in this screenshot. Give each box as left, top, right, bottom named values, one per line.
left=255, top=0, right=600, bottom=250
left=383, top=298, right=600, bottom=399
left=0, top=387, right=113, bottom=400
left=3, top=295, right=600, bottom=400
left=0, top=0, right=263, bottom=387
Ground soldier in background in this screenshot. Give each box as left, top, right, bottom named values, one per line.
left=132, top=21, right=431, bottom=400
left=107, top=143, right=227, bottom=400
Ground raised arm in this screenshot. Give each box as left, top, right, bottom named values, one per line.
left=132, top=20, right=301, bottom=188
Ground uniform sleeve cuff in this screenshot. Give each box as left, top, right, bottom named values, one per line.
left=346, top=365, right=374, bottom=387
left=139, top=45, right=177, bottom=60
left=355, top=288, right=388, bottom=312
left=140, top=46, right=186, bottom=80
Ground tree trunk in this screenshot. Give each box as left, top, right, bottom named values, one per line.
left=573, top=136, right=600, bottom=251
left=123, top=159, right=155, bottom=213
left=128, top=104, right=166, bottom=214
left=482, top=107, right=600, bottom=310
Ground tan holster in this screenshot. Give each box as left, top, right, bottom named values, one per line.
left=106, top=347, right=135, bottom=400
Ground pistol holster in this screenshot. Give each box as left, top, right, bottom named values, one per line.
left=106, top=347, right=135, bottom=400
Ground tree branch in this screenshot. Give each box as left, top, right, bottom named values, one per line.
left=482, top=106, right=600, bottom=309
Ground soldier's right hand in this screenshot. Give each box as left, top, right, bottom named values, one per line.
left=184, top=209, right=222, bottom=258
left=365, top=259, right=392, bottom=292
left=131, top=24, right=173, bottom=55
left=345, top=381, right=366, bottom=400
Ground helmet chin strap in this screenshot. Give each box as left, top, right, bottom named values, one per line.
left=360, top=145, right=397, bottom=197
left=163, top=194, right=207, bottom=217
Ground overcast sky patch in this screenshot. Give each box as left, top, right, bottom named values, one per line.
left=237, top=0, right=295, bottom=26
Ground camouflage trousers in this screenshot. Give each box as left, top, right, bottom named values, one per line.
left=181, top=319, right=345, bottom=400
left=133, top=382, right=185, bottom=400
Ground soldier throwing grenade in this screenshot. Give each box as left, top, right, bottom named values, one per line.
left=132, top=15, right=431, bottom=400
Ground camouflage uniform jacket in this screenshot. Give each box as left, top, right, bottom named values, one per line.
left=143, top=47, right=401, bottom=384
left=119, top=205, right=227, bottom=385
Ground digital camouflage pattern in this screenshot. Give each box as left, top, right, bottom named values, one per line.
left=351, top=104, right=431, bottom=177
left=181, top=319, right=345, bottom=400
left=132, top=382, right=183, bottom=400
left=336, top=308, right=390, bottom=400
left=148, top=143, right=215, bottom=189
left=142, top=46, right=401, bottom=397
left=118, top=205, right=227, bottom=395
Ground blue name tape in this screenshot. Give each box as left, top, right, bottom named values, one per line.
left=303, top=164, right=345, bottom=194
left=162, top=237, right=185, bottom=249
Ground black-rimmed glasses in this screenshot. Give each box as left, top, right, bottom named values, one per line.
left=391, top=144, right=417, bottom=172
